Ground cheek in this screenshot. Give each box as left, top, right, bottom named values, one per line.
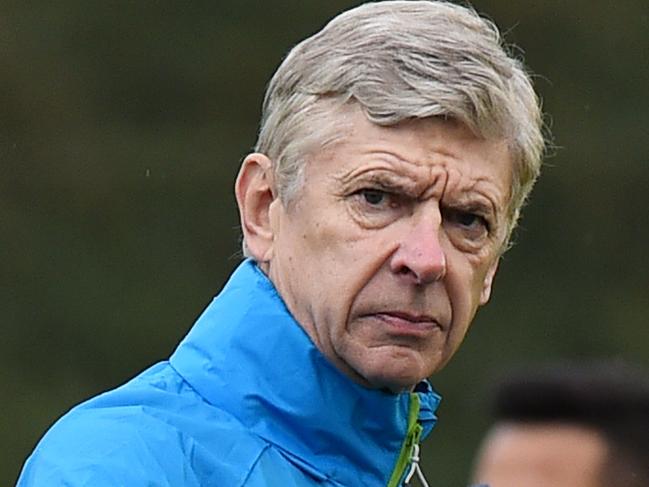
left=279, top=216, right=361, bottom=303
left=303, top=224, right=396, bottom=320
left=446, top=256, right=487, bottom=333
left=296, top=213, right=374, bottom=272
left=459, top=250, right=498, bottom=301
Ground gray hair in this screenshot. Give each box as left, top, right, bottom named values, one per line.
left=252, top=0, right=546, bottom=250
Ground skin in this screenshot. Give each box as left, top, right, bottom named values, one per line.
left=471, top=423, right=608, bottom=487
left=236, top=107, right=512, bottom=392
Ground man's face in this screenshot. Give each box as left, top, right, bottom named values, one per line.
left=265, top=109, right=511, bottom=391
left=471, top=423, right=608, bottom=487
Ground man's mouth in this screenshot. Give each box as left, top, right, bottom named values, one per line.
left=368, top=311, right=443, bottom=336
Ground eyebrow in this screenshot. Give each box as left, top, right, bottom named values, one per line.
left=344, top=168, right=427, bottom=196
left=446, top=199, right=494, bottom=215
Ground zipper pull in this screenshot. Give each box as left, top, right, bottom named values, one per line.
left=403, top=443, right=430, bottom=487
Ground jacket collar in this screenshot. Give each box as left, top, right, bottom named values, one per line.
left=170, top=259, right=441, bottom=486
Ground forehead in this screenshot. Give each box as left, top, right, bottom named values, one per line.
left=306, top=108, right=513, bottom=209
left=474, top=423, right=608, bottom=487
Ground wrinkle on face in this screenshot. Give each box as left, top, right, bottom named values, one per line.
left=266, top=107, right=513, bottom=391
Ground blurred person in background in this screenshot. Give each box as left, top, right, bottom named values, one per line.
left=471, top=361, right=649, bottom=487
left=18, top=1, right=545, bottom=486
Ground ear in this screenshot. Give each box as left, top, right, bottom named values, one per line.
left=235, top=153, right=278, bottom=263
left=479, top=258, right=500, bottom=305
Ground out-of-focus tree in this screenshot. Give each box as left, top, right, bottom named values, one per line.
left=2, top=1, right=647, bottom=485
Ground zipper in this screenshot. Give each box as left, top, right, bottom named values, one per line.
left=387, top=393, right=429, bottom=487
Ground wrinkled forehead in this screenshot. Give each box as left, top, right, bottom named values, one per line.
left=301, top=103, right=515, bottom=197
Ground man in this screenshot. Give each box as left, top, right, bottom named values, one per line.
left=18, top=1, right=545, bottom=485
left=471, top=362, right=649, bottom=487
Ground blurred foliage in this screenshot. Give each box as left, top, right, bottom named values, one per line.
left=2, top=1, right=648, bottom=485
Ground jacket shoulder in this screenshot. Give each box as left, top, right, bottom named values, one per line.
left=17, top=363, right=269, bottom=486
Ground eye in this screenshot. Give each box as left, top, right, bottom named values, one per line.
left=360, top=189, right=387, bottom=206
left=455, top=211, right=484, bottom=228
left=348, top=187, right=408, bottom=228
left=443, top=207, right=490, bottom=236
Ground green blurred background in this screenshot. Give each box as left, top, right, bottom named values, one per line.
left=2, top=1, right=648, bottom=485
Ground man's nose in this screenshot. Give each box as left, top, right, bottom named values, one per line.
left=389, top=216, right=447, bottom=285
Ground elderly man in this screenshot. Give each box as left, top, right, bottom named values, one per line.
left=471, top=362, right=649, bottom=487
left=18, top=1, right=544, bottom=486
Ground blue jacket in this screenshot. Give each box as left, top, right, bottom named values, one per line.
left=18, top=260, right=441, bottom=486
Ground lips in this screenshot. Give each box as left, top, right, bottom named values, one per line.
left=369, top=311, right=443, bottom=335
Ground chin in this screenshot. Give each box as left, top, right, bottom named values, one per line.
left=340, top=343, right=439, bottom=391
left=361, top=363, right=429, bottom=393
